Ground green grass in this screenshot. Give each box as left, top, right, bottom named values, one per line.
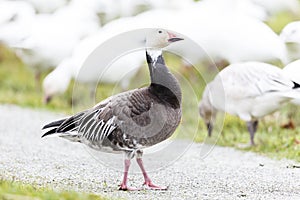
left=0, top=179, right=107, bottom=200
left=266, top=11, right=300, bottom=33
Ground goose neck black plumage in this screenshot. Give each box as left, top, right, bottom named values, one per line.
left=148, top=83, right=180, bottom=109
left=146, top=50, right=182, bottom=109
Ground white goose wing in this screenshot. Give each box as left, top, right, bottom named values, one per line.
left=220, top=62, right=295, bottom=98
left=210, top=62, right=298, bottom=120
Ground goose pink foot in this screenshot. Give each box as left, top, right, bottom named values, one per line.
left=137, top=158, right=168, bottom=190
left=119, top=159, right=141, bottom=191
left=143, top=181, right=168, bottom=190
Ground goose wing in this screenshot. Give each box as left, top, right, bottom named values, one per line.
left=219, top=62, right=296, bottom=99
left=43, top=88, right=155, bottom=149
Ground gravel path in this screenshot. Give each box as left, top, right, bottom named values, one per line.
left=0, top=104, right=299, bottom=200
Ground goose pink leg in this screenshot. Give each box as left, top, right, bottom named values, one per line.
left=119, top=159, right=139, bottom=191
left=136, top=158, right=168, bottom=190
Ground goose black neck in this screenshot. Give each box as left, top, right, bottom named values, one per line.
left=146, top=50, right=182, bottom=108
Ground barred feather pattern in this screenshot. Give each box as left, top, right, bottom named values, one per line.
left=58, top=109, right=117, bottom=144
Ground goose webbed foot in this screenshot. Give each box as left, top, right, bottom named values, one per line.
left=143, top=181, right=168, bottom=190
left=136, top=152, right=168, bottom=190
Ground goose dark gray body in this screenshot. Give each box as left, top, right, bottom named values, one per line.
left=42, top=29, right=183, bottom=191
left=43, top=85, right=181, bottom=153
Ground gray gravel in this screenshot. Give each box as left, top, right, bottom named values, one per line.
left=0, top=104, right=299, bottom=200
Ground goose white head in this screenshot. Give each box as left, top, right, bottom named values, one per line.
left=198, top=84, right=217, bottom=137
left=42, top=59, right=73, bottom=104
left=146, top=29, right=183, bottom=49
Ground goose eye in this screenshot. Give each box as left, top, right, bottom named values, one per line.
left=158, top=30, right=162, bottom=34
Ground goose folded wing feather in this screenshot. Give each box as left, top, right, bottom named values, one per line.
left=209, top=62, right=300, bottom=119
left=53, top=89, right=155, bottom=147
left=220, top=63, right=296, bottom=98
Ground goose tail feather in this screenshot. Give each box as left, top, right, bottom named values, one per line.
left=41, top=118, right=67, bottom=138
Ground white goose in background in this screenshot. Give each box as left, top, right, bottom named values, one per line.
left=283, top=59, right=300, bottom=105
left=199, top=62, right=300, bottom=146
left=129, top=4, right=288, bottom=66
left=10, top=0, right=101, bottom=80
left=175, top=3, right=289, bottom=65
left=280, top=21, right=300, bottom=61
left=0, top=0, right=35, bottom=45
left=169, top=4, right=288, bottom=64
left=201, top=0, right=268, bottom=21
left=43, top=18, right=146, bottom=103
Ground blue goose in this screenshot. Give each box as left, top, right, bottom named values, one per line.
left=42, top=29, right=183, bottom=190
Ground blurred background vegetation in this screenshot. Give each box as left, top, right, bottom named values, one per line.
left=1, top=0, right=300, bottom=198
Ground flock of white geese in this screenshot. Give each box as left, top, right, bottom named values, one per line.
left=1, top=0, right=300, bottom=146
